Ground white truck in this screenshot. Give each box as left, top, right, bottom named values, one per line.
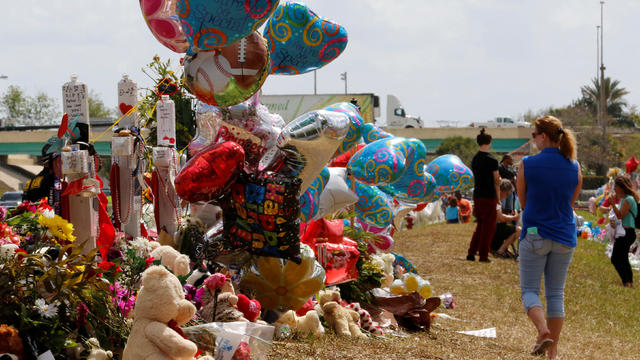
left=259, top=93, right=423, bottom=128
left=469, top=116, right=530, bottom=128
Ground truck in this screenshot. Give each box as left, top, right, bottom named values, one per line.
left=469, top=116, right=530, bottom=128
left=259, top=93, right=423, bottom=128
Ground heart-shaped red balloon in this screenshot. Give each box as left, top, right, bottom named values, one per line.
left=175, top=141, right=245, bottom=202
left=236, top=294, right=261, bottom=322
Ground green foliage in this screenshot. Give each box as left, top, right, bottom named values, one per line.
left=138, top=56, right=196, bottom=151
left=434, top=136, right=476, bottom=166
left=582, top=175, right=607, bottom=190
left=337, top=226, right=385, bottom=304
left=0, top=85, right=60, bottom=125
left=577, top=128, right=623, bottom=176
left=580, top=77, right=629, bottom=119
left=88, top=90, right=115, bottom=119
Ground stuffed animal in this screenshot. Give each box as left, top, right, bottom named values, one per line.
left=236, top=294, right=261, bottom=322
left=123, top=265, right=202, bottom=360
left=199, top=291, right=248, bottom=323
left=345, top=303, right=383, bottom=336
left=86, top=338, right=112, bottom=360
left=150, top=245, right=191, bottom=276
left=0, top=324, right=23, bottom=360
left=370, top=253, right=396, bottom=287
left=317, top=290, right=366, bottom=338
left=276, top=310, right=325, bottom=337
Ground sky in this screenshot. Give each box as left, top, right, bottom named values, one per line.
left=1, top=0, right=640, bottom=127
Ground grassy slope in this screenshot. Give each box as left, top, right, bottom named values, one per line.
left=268, top=217, right=639, bottom=359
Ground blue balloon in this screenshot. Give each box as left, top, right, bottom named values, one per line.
left=426, top=154, right=473, bottom=192
left=299, top=167, right=330, bottom=222
left=178, top=0, right=279, bottom=54
left=362, top=123, right=392, bottom=144
left=264, top=1, right=348, bottom=75
left=325, top=102, right=364, bottom=156
left=347, top=178, right=394, bottom=228
left=381, top=139, right=437, bottom=204
left=348, top=137, right=414, bottom=186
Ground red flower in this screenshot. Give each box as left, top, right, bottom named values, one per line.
left=145, top=256, right=155, bottom=268
left=15, top=248, right=27, bottom=262
left=98, top=260, right=116, bottom=271
left=204, top=273, right=228, bottom=291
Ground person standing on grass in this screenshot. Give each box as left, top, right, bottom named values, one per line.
left=607, top=175, right=638, bottom=288
left=466, top=128, right=501, bottom=262
left=516, top=116, right=581, bottom=359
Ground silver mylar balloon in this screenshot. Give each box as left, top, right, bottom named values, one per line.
left=189, top=102, right=222, bottom=156
left=261, top=110, right=349, bottom=194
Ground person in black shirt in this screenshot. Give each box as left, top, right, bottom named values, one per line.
left=466, top=128, right=501, bottom=262
left=498, top=154, right=517, bottom=213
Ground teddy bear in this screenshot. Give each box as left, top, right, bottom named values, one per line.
left=123, top=265, right=211, bottom=360
left=370, top=253, right=396, bottom=288
left=0, top=324, right=23, bottom=360
left=276, top=310, right=325, bottom=337
left=150, top=245, right=191, bottom=276
left=85, top=338, right=112, bottom=360
left=317, top=290, right=366, bottom=338
left=199, top=291, right=248, bottom=323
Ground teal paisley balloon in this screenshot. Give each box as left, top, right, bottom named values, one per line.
left=361, top=123, right=393, bottom=144
left=426, top=154, right=473, bottom=192
left=299, top=167, right=330, bottom=222
left=347, top=137, right=414, bottom=186
left=325, top=102, right=364, bottom=156
left=347, top=178, right=394, bottom=228
left=380, top=139, right=436, bottom=204
left=264, top=1, right=348, bottom=75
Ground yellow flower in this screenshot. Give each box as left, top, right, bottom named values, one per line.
left=38, top=214, right=76, bottom=244
left=241, top=244, right=325, bottom=311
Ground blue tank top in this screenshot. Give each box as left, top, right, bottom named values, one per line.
left=520, top=147, right=579, bottom=247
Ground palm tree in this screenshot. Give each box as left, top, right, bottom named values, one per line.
left=580, top=77, right=629, bottom=119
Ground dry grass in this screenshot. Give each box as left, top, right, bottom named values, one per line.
left=268, top=221, right=640, bottom=359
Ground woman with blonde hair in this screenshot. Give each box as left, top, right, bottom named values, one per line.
left=516, top=116, right=582, bottom=359
left=607, top=175, right=639, bottom=288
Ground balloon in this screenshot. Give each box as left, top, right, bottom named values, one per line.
left=184, top=31, right=270, bottom=107
left=426, top=154, right=473, bottom=192
left=329, top=143, right=365, bottom=168
left=362, top=123, right=392, bottom=144
left=381, top=139, right=436, bottom=204
left=300, top=167, right=330, bottom=222
left=355, top=219, right=394, bottom=253
left=264, top=1, right=348, bottom=75
left=325, top=102, right=364, bottom=156
left=175, top=141, right=245, bottom=202
left=312, top=167, right=358, bottom=221
left=348, top=137, right=414, bottom=186
left=240, top=243, right=325, bottom=310
left=215, top=95, right=283, bottom=168
left=261, top=110, right=349, bottom=194
left=189, top=102, right=221, bottom=156
left=348, top=178, right=394, bottom=228
left=220, top=171, right=302, bottom=262
left=178, top=0, right=279, bottom=53
left=140, top=0, right=189, bottom=52
left=626, top=156, right=639, bottom=173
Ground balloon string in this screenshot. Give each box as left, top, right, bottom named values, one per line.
left=91, top=104, right=139, bottom=143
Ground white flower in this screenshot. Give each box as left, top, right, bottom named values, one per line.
left=41, top=209, right=55, bottom=219
left=34, top=298, right=59, bottom=318
left=127, top=237, right=153, bottom=257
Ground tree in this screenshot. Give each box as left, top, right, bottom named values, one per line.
left=434, top=136, right=477, bottom=166
left=0, top=85, right=60, bottom=126
left=580, top=77, right=629, bottom=120
left=89, top=90, right=115, bottom=119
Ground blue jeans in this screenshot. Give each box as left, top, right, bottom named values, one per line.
left=519, top=232, right=574, bottom=318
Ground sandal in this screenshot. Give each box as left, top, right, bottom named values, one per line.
left=531, top=338, right=553, bottom=356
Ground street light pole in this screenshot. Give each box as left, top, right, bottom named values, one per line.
left=314, top=70, right=317, bottom=95
left=596, top=25, right=600, bottom=81
left=0, top=75, right=7, bottom=80
left=599, top=1, right=607, bottom=139
left=340, top=72, right=347, bottom=94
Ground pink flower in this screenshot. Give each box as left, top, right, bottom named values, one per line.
left=204, top=273, right=228, bottom=291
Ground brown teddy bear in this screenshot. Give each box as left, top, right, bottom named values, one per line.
left=317, top=290, right=366, bottom=338
left=0, top=324, right=23, bottom=360
left=276, top=310, right=325, bottom=337
left=123, top=265, right=211, bottom=360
